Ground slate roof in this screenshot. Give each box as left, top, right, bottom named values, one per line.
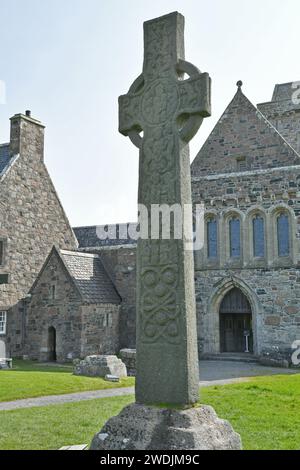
left=0, top=144, right=12, bottom=175
left=60, top=250, right=121, bottom=304
left=73, top=224, right=138, bottom=248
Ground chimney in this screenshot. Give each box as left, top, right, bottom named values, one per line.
left=9, top=111, right=45, bottom=162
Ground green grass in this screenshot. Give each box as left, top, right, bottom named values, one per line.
left=1, top=373, right=300, bottom=450
left=0, top=395, right=135, bottom=450
left=0, top=359, right=135, bottom=402
left=201, top=374, right=300, bottom=450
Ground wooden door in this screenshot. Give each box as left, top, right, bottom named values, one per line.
left=219, top=288, right=253, bottom=353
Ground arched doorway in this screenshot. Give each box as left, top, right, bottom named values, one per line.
left=48, top=327, right=56, bottom=361
left=219, top=288, right=253, bottom=353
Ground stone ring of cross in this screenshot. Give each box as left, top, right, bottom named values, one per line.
left=126, top=59, right=208, bottom=149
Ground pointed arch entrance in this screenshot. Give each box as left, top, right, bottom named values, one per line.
left=219, top=287, right=253, bottom=353
left=47, top=326, right=57, bottom=361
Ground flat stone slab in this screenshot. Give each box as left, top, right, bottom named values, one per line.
left=90, top=403, right=242, bottom=450
left=59, top=444, right=88, bottom=450
left=73, top=355, right=127, bottom=378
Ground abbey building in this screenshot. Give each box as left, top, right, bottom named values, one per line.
left=1, top=81, right=300, bottom=364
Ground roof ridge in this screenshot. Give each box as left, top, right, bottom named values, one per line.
left=60, top=249, right=99, bottom=258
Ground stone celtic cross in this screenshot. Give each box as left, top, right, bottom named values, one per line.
left=119, top=12, right=211, bottom=405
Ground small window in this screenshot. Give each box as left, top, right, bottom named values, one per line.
left=0, top=274, right=8, bottom=285
left=0, top=242, right=3, bottom=265
left=0, top=311, right=7, bottom=335
left=51, top=285, right=56, bottom=300
left=253, top=216, right=265, bottom=258
left=229, top=217, right=241, bottom=258
left=236, top=157, right=247, bottom=171
left=103, top=313, right=112, bottom=328
left=207, top=218, right=218, bottom=258
left=277, top=213, right=290, bottom=257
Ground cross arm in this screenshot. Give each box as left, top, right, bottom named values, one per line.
left=119, top=93, right=142, bottom=137
left=178, top=72, right=211, bottom=118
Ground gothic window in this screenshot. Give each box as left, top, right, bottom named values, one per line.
left=207, top=218, right=217, bottom=258
left=0, top=311, right=7, bottom=335
left=253, top=215, right=265, bottom=258
left=229, top=217, right=241, bottom=258
left=277, top=213, right=290, bottom=257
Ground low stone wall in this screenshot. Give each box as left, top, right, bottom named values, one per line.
left=119, top=348, right=136, bottom=376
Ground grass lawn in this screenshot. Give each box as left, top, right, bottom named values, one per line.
left=0, top=360, right=135, bottom=402
left=1, top=374, right=300, bottom=449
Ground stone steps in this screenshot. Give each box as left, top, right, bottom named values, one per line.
left=200, top=353, right=258, bottom=364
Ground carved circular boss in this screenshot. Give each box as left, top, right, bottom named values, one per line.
left=127, top=59, right=205, bottom=148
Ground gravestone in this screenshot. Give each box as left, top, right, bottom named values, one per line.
left=91, top=11, right=242, bottom=450
left=0, top=340, right=5, bottom=358
left=0, top=340, right=12, bottom=370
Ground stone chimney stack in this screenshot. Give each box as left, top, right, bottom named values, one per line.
left=9, top=111, right=45, bottom=162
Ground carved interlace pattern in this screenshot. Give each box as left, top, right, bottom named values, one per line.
left=118, top=14, right=210, bottom=345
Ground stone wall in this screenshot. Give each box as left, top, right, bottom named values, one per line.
left=81, top=245, right=137, bottom=349
left=26, top=249, right=121, bottom=361
left=191, top=150, right=300, bottom=362
left=25, top=249, right=82, bottom=362
left=1, top=113, right=77, bottom=356
left=195, top=268, right=300, bottom=363
left=258, top=82, right=300, bottom=155
left=81, top=303, right=120, bottom=356
left=191, top=88, right=300, bottom=178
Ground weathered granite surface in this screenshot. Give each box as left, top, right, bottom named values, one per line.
left=74, top=355, right=127, bottom=378
left=90, top=403, right=242, bottom=450
left=1, top=112, right=77, bottom=356
left=119, top=348, right=136, bottom=376
left=26, top=247, right=121, bottom=362
left=118, top=11, right=210, bottom=406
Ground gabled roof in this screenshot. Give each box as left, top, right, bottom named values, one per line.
left=0, top=144, right=14, bottom=176
left=191, top=85, right=300, bottom=178
left=61, top=249, right=121, bottom=304
left=30, top=247, right=121, bottom=305
left=74, top=224, right=138, bottom=248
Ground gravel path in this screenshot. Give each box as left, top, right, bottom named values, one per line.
left=0, top=387, right=135, bottom=411
left=0, top=360, right=298, bottom=411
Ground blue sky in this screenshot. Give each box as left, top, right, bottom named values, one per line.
left=0, top=0, right=299, bottom=226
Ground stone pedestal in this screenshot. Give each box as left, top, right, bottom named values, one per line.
left=119, top=349, right=136, bottom=376
left=73, top=355, right=127, bottom=378
left=90, top=403, right=242, bottom=450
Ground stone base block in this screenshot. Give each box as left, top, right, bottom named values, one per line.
left=73, top=355, right=127, bottom=378
left=90, top=403, right=242, bottom=450
left=119, top=349, right=136, bottom=376
left=0, top=358, right=12, bottom=370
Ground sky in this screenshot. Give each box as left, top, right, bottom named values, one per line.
left=0, top=0, right=299, bottom=227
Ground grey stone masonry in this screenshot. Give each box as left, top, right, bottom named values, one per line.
left=258, top=82, right=300, bottom=154
left=118, top=11, right=211, bottom=406
left=0, top=112, right=78, bottom=356
left=119, top=348, right=136, bottom=376
left=73, top=355, right=127, bottom=378
left=26, top=247, right=121, bottom=361
left=90, top=403, right=242, bottom=450
left=191, top=86, right=300, bottom=178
